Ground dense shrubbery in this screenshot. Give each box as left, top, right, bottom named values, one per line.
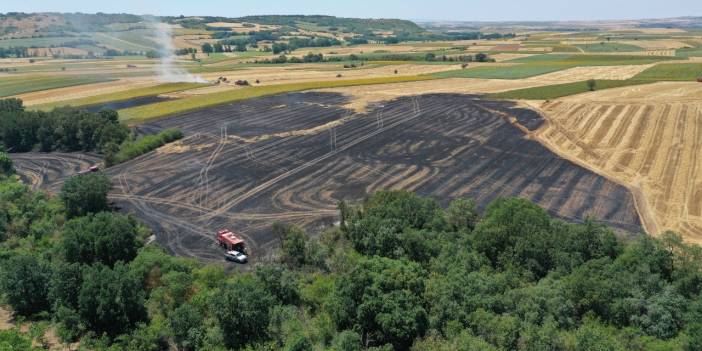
left=0, top=99, right=129, bottom=152
left=0, top=149, right=701, bottom=350
left=108, top=128, right=183, bottom=166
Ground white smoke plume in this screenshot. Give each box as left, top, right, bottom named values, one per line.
left=151, top=21, right=207, bottom=83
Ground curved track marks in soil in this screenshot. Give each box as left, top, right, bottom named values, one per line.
left=108, top=92, right=643, bottom=263
left=10, top=152, right=102, bottom=194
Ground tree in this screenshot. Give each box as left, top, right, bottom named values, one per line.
left=0, top=149, right=13, bottom=175
left=211, top=276, right=275, bottom=349
left=201, top=43, right=213, bottom=55
left=342, top=190, right=443, bottom=258
left=471, top=197, right=558, bottom=276
left=0, top=255, right=51, bottom=316
left=59, top=212, right=140, bottom=267
left=169, top=303, right=205, bottom=351
left=425, top=53, right=436, bottom=61
left=60, top=173, right=111, bottom=218
left=445, top=198, right=478, bottom=232
left=0, top=329, right=35, bottom=351
left=78, top=263, right=147, bottom=337
left=255, top=265, right=300, bottom=305
left=0, top=98, right=23, bottom=112
left=49, top=262, right=84, bottom=310
left=332, top=331, right=362, bottom=351
left=574, top=319, right=625, bottom=351
left=475, top=53, right=488, bottom=62
left=329, top=256, right=427, bottom=348
left=587, top=79, right=597, bottom=91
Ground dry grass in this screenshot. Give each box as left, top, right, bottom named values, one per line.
left=119, top=75, right=437, bottom=122
left=18, top=78, right=161, bottom=106
left=522, top=64, right=656, bottom=82
left=173, top=63, right=460, bottom=95
left=617, top=40, right=691, bottom=50
left=530, top=82, right=702, bottom=243
left=317, top=78, right=552, bottom=112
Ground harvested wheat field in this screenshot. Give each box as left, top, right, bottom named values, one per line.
left=106, top=92, right=641, bottom=262
left=15, top=78, right=161, bottom=106
left=591, top=50, right=678, bottom=57
left=523, top=64, right=656, bottom=83
left=167, top=64, right=462, bottom=96
left=617, top=40, right=690, bottom=50
left=317, top=78, right=561, bottom=112
left=532, top=82, right=702, bottom=243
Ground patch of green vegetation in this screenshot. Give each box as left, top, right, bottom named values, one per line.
left=446, top=54, right=686, bottom=80
left=90, top=31, right=158, bottom=52
left=676, top=47, right=702, bottom=58
left=119, top=75, right=436, bottom=122
left=551, top=45, right=581, bottom=52
left=32, top=82, right=207, bottom=111
left=0, top=75, right=116, bottom=98
left=108, top=129, right=184, bottom=166
left=0, top=98, right=128, bottom=152
left=431, top=64, right=566, bottom=79
left=575, top=42, right=645, bottom=52
left=489, top=62, right=702, bottom=99
left=490, top=79, right=653, bottom=100
left=633, top=62, right=702, bottom=81
left=0, top=36, right=83, bottom=48
left=507, top=53, right=677, bottom=65
left=236, top=15, right=424, bottom=33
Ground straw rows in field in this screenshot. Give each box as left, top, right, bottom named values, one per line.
left=535, top=83, right=702, bottom=243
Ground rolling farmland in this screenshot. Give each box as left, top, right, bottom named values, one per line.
left=103, top=92, right=642, bottom=262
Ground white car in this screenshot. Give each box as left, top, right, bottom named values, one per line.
left=225, top=250, right=248, bottom=263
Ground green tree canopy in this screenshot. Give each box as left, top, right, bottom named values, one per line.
left=59, top=212, right=141, bottom=267
left=60, top=173, right=111, bottom=218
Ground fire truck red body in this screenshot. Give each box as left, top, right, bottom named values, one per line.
left=217, top=229, right=246, bottom=251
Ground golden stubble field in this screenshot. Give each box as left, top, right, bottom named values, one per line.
left=527, top=82, right=702, bottom=243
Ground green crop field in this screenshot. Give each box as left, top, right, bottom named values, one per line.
left=575, top=42, right=645, bottom=52
left=633, top=63, right=702, bottom=81
left=676, top=47, right=702, bottom=58
left=119, top=75, right=436, bottom=123
left=90, top=31, right=159, bottom=52
left=0, top=36, right=84, bottom=48
left=487, top=62, right=702, bottom=99
left=431, top=64, right=566, bottom=79
left=489, top=79, right=653, bottom=100
left=32, top=82, right=207, bottom=110
left=507, top=53, right=678, bottom=65
left=551, top=45, right=581, bottom=53
left=0, top=75, right=116, bottom=98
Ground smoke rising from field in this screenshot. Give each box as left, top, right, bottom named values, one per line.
left=151, top=21, right=207, bottom=83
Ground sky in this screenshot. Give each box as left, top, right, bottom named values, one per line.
left=2, top=0, right=701, bottom=22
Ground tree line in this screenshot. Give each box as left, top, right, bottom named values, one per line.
left=0, top=143, right=701, bottom=350
left=0, top=99, right=129, bottom=153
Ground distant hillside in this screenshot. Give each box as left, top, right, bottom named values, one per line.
left=420, top=16, right=702, bottom=32
left=170, top=14, right=424, bottom=34
left=0, top=12, right=432, bottom=57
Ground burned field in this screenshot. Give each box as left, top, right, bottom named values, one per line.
left=107, top=92, right=643, bottom=262
left=10, top=152, right=102, bottom=193
left=83, top=95, right=176, bottom=113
